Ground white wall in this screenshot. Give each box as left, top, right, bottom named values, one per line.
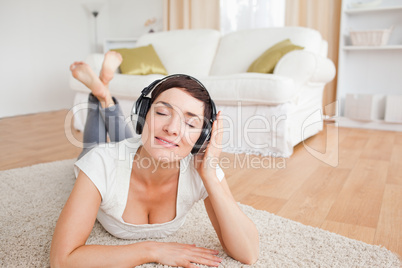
left=0, top=0, right=163, bottom=118
left=108, top=0, right=163, bottom=39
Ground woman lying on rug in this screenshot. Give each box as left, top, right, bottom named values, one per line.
left=50, top=51, right=259, bottom=268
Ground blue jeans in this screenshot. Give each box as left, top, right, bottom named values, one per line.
left=78, top=93, right=133, bottom=159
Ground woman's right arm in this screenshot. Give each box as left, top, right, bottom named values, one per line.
left=50, top=170, right=154, bottom=267
left=50, top=171, right=222, bottom=268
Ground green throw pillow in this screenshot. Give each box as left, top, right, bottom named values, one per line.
left=247, top=39, right=304, bottom=74
left=112, top=44, right=168, bottom=75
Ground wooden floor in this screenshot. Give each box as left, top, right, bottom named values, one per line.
left=1, top=110, right=401, bottom=258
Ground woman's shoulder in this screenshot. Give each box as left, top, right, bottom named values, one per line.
left=83, top=137, right=142, bottom=162
left=74, top=138, right=141, bottom=179
left=73, top=138, right=141, bottom=201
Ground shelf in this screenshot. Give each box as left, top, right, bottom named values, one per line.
left=345, top=5, right=402, bottom=14
left=343, top=45, right=402, bottom=50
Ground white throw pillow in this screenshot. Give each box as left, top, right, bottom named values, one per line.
left=136, top=29, right=221, bottom=76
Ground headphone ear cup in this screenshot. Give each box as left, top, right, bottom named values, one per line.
left=192, top=99, right=216, bottom=155
left=136, top=97, right=151, bottom=135
left=191, top=122, right=213, bottom=155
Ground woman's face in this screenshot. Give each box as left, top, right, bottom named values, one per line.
left=141, top=87, right=205, bottom=162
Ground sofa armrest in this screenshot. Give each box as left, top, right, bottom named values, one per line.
left=273, top=50, right=336, bottom=85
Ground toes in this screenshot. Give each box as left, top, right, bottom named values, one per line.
left=70, top=62, right=79, bottom=70
left=105, top=51, right=123, bottom=62
left=70, top=61, right=86, bottom=71
left=114, top=51, right=123, bottom=60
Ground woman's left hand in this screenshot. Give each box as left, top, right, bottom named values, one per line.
left=195, top=111, right=223, bottom=180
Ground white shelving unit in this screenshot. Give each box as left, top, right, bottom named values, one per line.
left=336, top=0, right=402, bottom=131
left=343, top=45, right=402, bottom=50
left=344, top=5, right=402, bottom=14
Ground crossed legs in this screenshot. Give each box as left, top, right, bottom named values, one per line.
left=71, top=51, right=133, bottom=159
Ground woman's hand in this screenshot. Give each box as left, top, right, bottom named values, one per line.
left=151, top=242, right=223, bottom=267
left=195, top=111, right=223, bottom=180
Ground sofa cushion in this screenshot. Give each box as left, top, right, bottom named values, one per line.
left=210, top=27, right=323, bottom=76
left=112, top=45, right=168, bottom=75
left=135, top=29, right=221, bottom=76
left=247, top=39, right=304, bottom=74
left=198, top=73, right=297, bottom=105
left=70, top=72, right=297, bottom=105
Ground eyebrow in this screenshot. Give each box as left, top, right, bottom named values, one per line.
left=155, top=101, right=202, bottom=121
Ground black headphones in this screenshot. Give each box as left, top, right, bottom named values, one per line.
left=131, top=74, right=217, bottom=155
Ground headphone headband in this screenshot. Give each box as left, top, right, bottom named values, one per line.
left=139, top=74, right=210, bottom=99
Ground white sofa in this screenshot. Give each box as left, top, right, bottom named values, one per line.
left=70, top=27, right=336, bottom=157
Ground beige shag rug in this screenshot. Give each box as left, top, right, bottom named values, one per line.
left=0, top=159, right=400, bottom=267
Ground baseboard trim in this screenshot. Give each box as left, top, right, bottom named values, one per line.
left=337, top=116, right=402, bottom=132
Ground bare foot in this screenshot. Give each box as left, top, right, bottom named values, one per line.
left=70, top=62, right=114, bottom=107
left=99, top=51, right=123, bottom=85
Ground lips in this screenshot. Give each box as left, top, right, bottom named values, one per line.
left=155, top=137, right=179, bottom=147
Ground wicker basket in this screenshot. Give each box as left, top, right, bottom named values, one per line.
left=350, top=27, right=393, bottom=46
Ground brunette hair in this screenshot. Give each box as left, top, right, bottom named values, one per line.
left=150, top=75, right=213, bottom=126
